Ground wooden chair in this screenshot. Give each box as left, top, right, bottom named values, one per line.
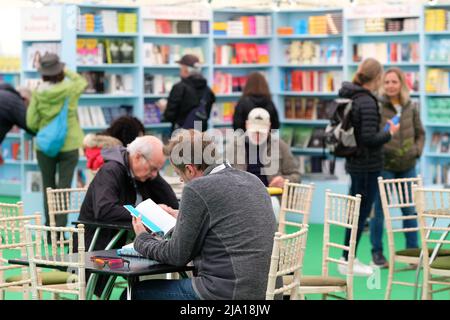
left=377, top=176, right=435, bottom=300
left=0, top=214, right=40, bottom=299
left=414, top=186, right=450, bottom=300
left=278, top=180, right=315, bottom=234
left=46, top=187, right=87, bottom=228
left=0, top=201, right=23, bottom=218
left=296, top=190, right=361, bottom=300
left=266, top=226, right=309, bottom=300
left=25, top=224, right=86, bottom=300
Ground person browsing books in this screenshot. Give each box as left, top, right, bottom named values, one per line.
left=159, top=54, right=215, bottom=132
left=26, top=53, right=87, bottom=228
left=130, top=129, right=278, bottom=300
left=77, top=135, right=179, bottom=297
left=0, top=83, right=34, bottom=164
left=370, top=67, right=425, bottom=267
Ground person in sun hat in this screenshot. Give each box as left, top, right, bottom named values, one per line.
left=158, top=54, right=215, bottom=132
left=26, top=52, right=87, bottom=228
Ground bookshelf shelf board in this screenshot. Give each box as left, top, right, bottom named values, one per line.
left=76, top=32, right=139, bottom=38
left=425, top=122, right=450, bottom=128
left=2, top=160, right=21, bottom=165
left=5, top=133, right=21, bottom=139
left=213, top=64, right=271, bottom=69
left=23, top=161, right=38, bottom=165
left=213, top=35, right=272, bottom=40
left=425, top=31, right=450, bottom=36
left=347, top=32, right=419, bottom=37
left=279, top=91, right=338, bottom=97
left=144, top=94, right=169, bottom=99
left=282, top=119, right=329, bottom=126
left=144, top=65, right=207, bottom=69
left=425, top=152, right=450, bottom=158
left=425, top=62, right=450, bottom=67
left=80, top=94, right=139, bottom=99
left=348, top=62, right=420, bottom=68
left=277, top=34, right=342, bottom=40
left=292, top=147, right=329, bottom=155
left=144, top=123, right=171, bottom=129
left=215, top=93, right=242, bottom=98
left=410, top=92, right=420, bottom=97
left=144, top=34, right=210, bottom=39
left=76, top=64, right=139, bottom=69
left=23, top=39, right=62, bottom=43
left=278, top=64, right=343, bottom=68
left=425, top=93, right=450, bottom=97
left=0, top=71, right=20, bottom=75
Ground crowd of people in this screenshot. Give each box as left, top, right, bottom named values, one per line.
left=0, top=51, right=425, bottom=299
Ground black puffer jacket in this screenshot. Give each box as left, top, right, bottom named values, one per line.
left=232, top=95, right=280, bottom=131
left=339, top=82, right=391, bottom=173
left=163, top=74, right=215, bottom=132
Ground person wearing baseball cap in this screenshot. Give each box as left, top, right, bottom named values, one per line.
left=227, top=107, right=300, bottom=189
left=160, top=54, right=215, bottom=132
left=26, top=52, right=88, bottom=228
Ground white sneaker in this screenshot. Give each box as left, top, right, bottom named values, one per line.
left=337, top=258, right=374, bottom=276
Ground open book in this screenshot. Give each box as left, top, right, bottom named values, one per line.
left=117, top=242, right=144, bottom=258
left=124, top=198, right=176, bottom=236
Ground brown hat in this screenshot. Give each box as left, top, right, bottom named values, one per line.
left=176, top=54, right=200, bottom=67
left=38, top=53, right=65, bottom=76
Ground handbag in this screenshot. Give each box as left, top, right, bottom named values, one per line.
left=36, top=98, right=69, bottom=157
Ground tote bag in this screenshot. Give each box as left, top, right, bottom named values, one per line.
left=36, top=98, right=69, bottom=157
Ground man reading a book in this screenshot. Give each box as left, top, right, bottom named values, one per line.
left=77, top=135, right=179, bottom=297
left=130, top=129, right=278, bottom=300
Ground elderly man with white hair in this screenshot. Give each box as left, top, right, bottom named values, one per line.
left=77, top=135, right=179, bottom=297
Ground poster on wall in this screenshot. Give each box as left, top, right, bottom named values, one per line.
left=21, top=7, right=62, bottom=41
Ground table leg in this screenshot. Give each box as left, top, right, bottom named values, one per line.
left=127, top=276, right=137, bottom=300
left=88, top=227, right=101, bottom=252
left=100, top=275, right=117, bottom=300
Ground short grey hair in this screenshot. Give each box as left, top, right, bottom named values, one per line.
left=187, top=65, right=202, bottom=75
left=127, top=136, right=162, bottom=160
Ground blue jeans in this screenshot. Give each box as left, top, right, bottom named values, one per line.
left=131, top=279, right=200, bottom=300
left=370, top=167, right=419, bottom=254
left=343, top=171, right=380, bottom=260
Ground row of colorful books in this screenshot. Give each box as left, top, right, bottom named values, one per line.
left=211, top=102, right=236, bottom=124
left=77, top=105, right=133, bottom=128
left=212, top=71, right=251, bottom=94
left=280, top=126, right=325, bottom=149
left=281, top=70, right=343, bottom=93
left=425, top=9, right=449, bottom=32
left=352, top=42, right=420, bottom=64
left=77, top=38, right=135, bottom=65
left=81, top=71, right=134, bottom=95
left=426, top=69, right=450, bottom=93
left=349, top=17, right=419, bottom=33
left=285, top=41, right=343, bottom=65
left=213, top=15, right=272, bottom=36
left=428, top=99, right=450, bottom=123
left=143, top=103, right=162, bottom=125
left=144, top=74, right=177, bottom=95
left=431, top=163, right=450, bottom=185
left=142, top=43, right=205, bottom=65
left=143, top=19, right=209, bottom=35
left=1, top=139, right=36, bottom=161
left=77, top=10, right=138, bottom=33
left=277, top=13, right=342, bottom=35
left=214, top=43, right=269, bottom=65
left=430, top=132, right=450, bottom=154
left=284, top=98, right=331, bottom=120
left=26, top=42, right=61, bottom=70
left=428, top=39, right=450, bottom=62
left=0, top=56, right=20, bottom=72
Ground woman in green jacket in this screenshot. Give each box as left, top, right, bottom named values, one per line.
left=26, top=53, right=87, bottom=227
left=370, top=67, right=425, bottom=267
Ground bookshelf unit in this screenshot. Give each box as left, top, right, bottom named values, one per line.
left=211, top=9, right=274, bottom=128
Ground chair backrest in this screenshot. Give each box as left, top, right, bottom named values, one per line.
left=46, top=187, right=87, bottom=228
left=25, top=224, right=86, bottom=300
left=266, top=225, right=309, bottom=300
left=278, top=180, right=315, bottom=233
left=413, top=186, right=450, bottom=269
left=378, top=175, right=423, bottom=254
left=0, top=214, right=41, bottom=295
left=0, top=202, right=24, bottom=218
left=322, top=190, right=361, bottom=284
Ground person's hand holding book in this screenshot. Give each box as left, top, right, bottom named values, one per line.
left=132, top=215, right=148, bottom=236
left=159, top=204, right=179, bottom=219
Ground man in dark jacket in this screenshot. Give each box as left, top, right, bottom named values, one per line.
left=161, top=54, right=215, bottom=132
left=78, top=135, right=179, bottom=296
left=0, top=84, right=33, bottom=163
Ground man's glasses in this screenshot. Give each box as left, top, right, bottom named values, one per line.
left=90, top=256, right=130, bottom=270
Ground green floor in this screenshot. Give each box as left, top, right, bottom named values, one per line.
left=1, top=196, right=449, bottom=300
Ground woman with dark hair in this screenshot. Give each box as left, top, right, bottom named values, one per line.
left=83, top=115, right=145, bottom=173
left=26, top=53, right=87, bottom=228
left=232, top=72, right=280, bottom=131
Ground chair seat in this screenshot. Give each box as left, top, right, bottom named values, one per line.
left=300, top=276, right=347, bottom=287
left=6, top=271, right=74, bottom=285
left=430, top=256, right=450, bottom=271
left=396, top=248, right=450, bottom=257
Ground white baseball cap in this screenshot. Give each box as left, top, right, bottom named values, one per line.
left=246, top=108, right=271, bottom=133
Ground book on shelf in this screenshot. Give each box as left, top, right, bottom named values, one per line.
left=0, top=74, right=20, bottom=87
left=280, top=126, right=294, bottom=146
left=143, top=103, right=162, bottom=125
left=213, top=15, right=271, bottom=36
left=428, top=39, right=450, bottom=62
left=352, top=42, right=419, bottom=64
left=78, top=10, right=137, bottom=33
left=215, top=43, right=270, bottom=65
left=144, top=19, right=209, bottom=35
left=292, top=127, right=313, bottom=148
left=26, top=43, right=61, bottom=70
left=144, top=73, right=177, bottom=94
left=26, top=171, right=43, bottom=193
left=282, top=70, right=342, bottom=93
left=213, top=71, right=267, bottom=94
left=285, top=41, right=343, bottom=64
left=430, top=132, right=450, bottom=154
left=78, top=105, right=133, bottom=127
left=124, top=197, right=176, bottom=236
left=427, top=98, right=450, bottom=123
left=426, top=69, right=450, bottom=93
left=425, top=9, right=447, bottom=32
left=307, top=128, right=325, bottom=149
left=210, top=101, right=236, bottom=124
left=81, top=71, right=133, bottom=95
left=1, top=140, right=20, bottom=161
left=142, top=43, right=204, bottom=65
left=0, top=56, right=21, bottom=73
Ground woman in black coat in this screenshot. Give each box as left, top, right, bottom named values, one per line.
left=232, top=72, right=279, bottom=131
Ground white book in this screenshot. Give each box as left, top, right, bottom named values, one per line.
left=143, top=19, right=156, bottom=35
left=124, top=198, right=176, bottom=235
left=143, top=43, right=154, bottom=65
left=27, top=171, right=43, bottom=193
left=192, top=21, right=200, bottom=35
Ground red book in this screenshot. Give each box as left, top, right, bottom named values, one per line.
left=247, top=44, right=258, bottom=64
left=12, top=142, right=20, bottom=160
left=234, top=43, right=246, bottom=64
left=390, top=43, right=397, bottom=63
